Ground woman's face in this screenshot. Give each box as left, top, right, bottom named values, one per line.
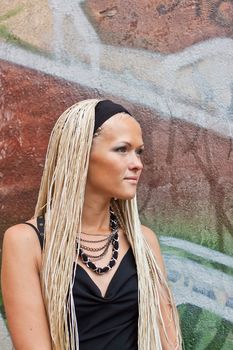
left=86, top=113, right=144, bottom=200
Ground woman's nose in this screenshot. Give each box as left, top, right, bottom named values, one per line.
left=129, top=153, right=143, bottom=170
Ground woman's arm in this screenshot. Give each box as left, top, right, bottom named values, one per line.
left=141, top=225, right=181, bottom=350
left=1, top=224, right=52, bottom=350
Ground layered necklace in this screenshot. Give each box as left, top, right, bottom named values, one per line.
left=78, top=209, right=119, bottom=275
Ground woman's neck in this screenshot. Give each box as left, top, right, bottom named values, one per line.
left=81, top=196, right=111, bottom=234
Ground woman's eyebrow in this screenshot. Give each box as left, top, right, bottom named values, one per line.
left=118, top=141, right=144, bottom=148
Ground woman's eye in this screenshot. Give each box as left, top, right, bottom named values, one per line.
left=115, top=146, right=127, bottom=153
left=136, top=148, right=144, bottom=156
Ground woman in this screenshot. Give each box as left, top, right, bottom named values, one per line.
left=1, top=99, right=182, bottom=349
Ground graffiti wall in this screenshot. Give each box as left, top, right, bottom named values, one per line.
left=0, top=0, right=233, bottom=348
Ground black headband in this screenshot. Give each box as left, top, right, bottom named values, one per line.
left=94, top=100, right=131, bottom=134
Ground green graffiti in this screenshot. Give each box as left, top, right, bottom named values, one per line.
left=179, top=304, right=203, bottom=349
left=0, top=6, right=52, bottom=57
left=161, top=245, right=233, bottom=277
left=0, top=5, right=24, bottom=22
left=178, top=304, right=233, bottom=349
left=0, top=292, right=5, bottom=321
left=140, top=213, right=233, bottom=257
left=205, top=319, right=232, bottom=350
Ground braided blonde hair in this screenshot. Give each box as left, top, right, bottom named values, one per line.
left=34, top=99, right=182, bottom=349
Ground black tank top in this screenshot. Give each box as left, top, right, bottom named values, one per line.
left=25, top=216, right=138, bottom=349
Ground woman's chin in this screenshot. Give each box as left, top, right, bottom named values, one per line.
left=114, top=192, right=137, bottom=201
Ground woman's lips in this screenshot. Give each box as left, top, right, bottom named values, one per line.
left=124, top=177, right=138, bottom=184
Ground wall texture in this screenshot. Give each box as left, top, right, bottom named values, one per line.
left=0, top=0, right=233, bottom=348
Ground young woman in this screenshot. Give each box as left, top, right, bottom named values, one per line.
left=1, top=99, right=182, bottom=349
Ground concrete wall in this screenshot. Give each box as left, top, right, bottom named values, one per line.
left=0, top=0, right=233, bottom=348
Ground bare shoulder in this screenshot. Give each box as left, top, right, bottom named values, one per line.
left=3, top=220, right=41, bottom=267
left=4, top=219, right=38, bottom=246
left=141, top=224, right=166, bottom=275
left=141, top=225, right=161, bottom=255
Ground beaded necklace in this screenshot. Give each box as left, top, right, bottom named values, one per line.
left=78, top=209, right=119, bottom=274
